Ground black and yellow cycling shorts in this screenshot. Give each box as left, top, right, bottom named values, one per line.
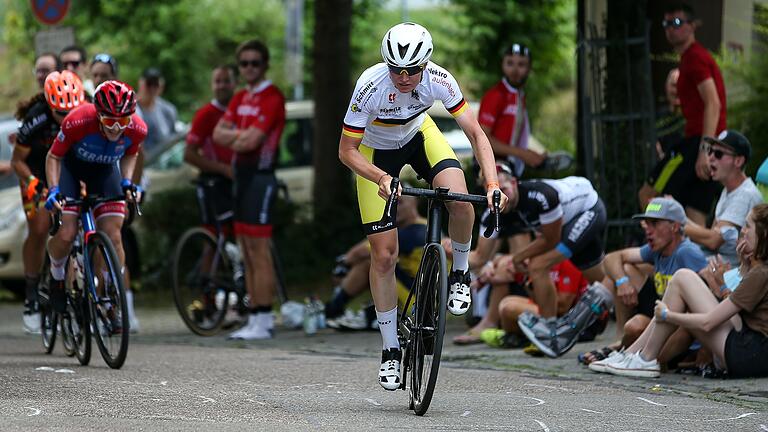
left=357, top=115, right=461, bottom=235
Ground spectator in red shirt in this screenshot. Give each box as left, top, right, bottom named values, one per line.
left=639, top=2, right=726, bottom=226
left=213, top=40, right=286, bottom=340
left=477, top=44, right=546, bottom=179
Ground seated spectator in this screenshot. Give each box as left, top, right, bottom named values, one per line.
left=599, top=204, right=768, bottom=379
left=686, top=131, right=762, bottom=269
left=585, top=198, right=706, bottom=364
left=325, top=191, right=426, bottom=330
left=137, top=67, right=178, bottom=154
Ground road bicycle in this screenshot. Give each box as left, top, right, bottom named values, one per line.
left=172, top=177, right=288, bottom=336
left=381, top=178, right=499, bottom=416
left=41, top=195, right=138, bottom=369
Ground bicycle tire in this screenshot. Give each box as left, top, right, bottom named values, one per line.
left=60, top=312, right=76, bottom=357
left=172, top=228, right=233, bottom=336
left=86, top=231, right=129, bottom=369
left=38, top=257, right=57, bottom=354
left=408, top=243, right=447, bottom=416
left=69, top=283, right=91, bottom=366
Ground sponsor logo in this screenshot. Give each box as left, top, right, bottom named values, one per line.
left=355, top=81, right=375, bottom=102
left=431, top=77, right=455, bottom=98
left=567, top=210, right=594, bottom=243
left=56, top=131, right=65, bottom=142
left=372, top=220, right=394, bottom=232
left=407, top=103, right=425, bottom=111
left=350, top=103, right=360, bottom=112
left=503, top=103, right=518, bottom=115
left=236, top=105, right=261, bottom=117
left=388, top=93, right=396, bottom=103
left=411, top=89, right=420, bottom=100
left=379, top=106, right=402, bottom=115
left=76, top=147, right=121, bottom=164
left=427, top=67, right=447, bottom=78
left=528, top=191, right=549, bottom=210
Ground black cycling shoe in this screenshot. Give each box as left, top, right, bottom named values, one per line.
left=50, top=279, right=67, bottom=314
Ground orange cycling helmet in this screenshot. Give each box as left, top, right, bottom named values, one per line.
left=44, top=70, right=86, bottom=112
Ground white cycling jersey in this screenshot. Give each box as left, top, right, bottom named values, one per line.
left=342, top=62, right=469, bottom=149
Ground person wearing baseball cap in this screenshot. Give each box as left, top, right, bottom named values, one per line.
left=685, top=129, right=763, bottom=267
left=584, top=197, right=707, bottom=368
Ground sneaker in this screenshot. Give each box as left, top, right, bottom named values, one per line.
left=378, top=347, right=402, bottom=391
left=517, top=313, right=558, bottom=358
left=448, top=270, right=472, bottom=316
left=588, top=350, right=627, bottom=373
left=125, top=290, right=140, bottom=334
left=607, top=352, right=660, bottom=378
left=23, top=301, right=41, bottom=334
left=479, top=328, right=527, bottom=349
left=228, top=314, right=273, bottom=340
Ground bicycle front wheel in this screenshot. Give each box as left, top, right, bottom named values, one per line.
left=86, top=231, right=129, bottom=369
left=408, top=243, right=448, bottom=416
left=172, top=228, right=232, bottom=336
left=67, top=281, right=91, bottom=366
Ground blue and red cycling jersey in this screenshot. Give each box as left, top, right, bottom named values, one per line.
left=50, top=103, right=146, bottom=163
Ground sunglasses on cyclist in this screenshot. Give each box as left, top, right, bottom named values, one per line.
left=99, top=115, right=132, bottom=131
left=388, top=64, right=425, bottom=77
left=662, top=17, right=690, bottom=29
left=239, top=59, right=264, bottom=68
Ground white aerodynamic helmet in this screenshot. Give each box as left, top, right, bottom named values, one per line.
left=381, top=22, right=433, bottom=68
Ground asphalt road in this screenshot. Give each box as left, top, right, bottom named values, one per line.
left=0, top=303, right=766, bottom=431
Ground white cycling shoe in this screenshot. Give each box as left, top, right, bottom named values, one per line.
left=447, top=270, right=472, bottom=316
left=378, top=348, right=402, bottom=391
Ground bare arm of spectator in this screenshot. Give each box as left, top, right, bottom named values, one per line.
left=603, top=247, right=644, bottom=307
left=694, top=78, right=722, bottom=180
left=231, top=126, right=266, bottom=153
left=480, top=124, right=546, bottom=168
left=183, top=146, right=232, bottom=179
left=344, top=239, right=372, bottom=265
left=212, top=119, right=239, bottom=147
left=684, top=219, right=734, bottom=250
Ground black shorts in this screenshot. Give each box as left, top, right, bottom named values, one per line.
left=195, top=174, right=233, bottom=228
left=233, top=166, right=278, bottom=238
left=647, top=136, right=721, bottom=214
left=636, top=278, right=659, bottom=318
left=725, top=325, right=768, bottom=378
left=557, top=198, right=606, bottom=270
left=60, top=158, right=122, bottom=200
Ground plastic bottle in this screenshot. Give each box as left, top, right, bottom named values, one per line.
left=303, top=297, right=317, bottom=335
left=73, top=238, right=85, bottom=289
left=313, top=297, right=326, bottom=329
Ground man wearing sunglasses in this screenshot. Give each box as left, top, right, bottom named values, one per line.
left=213, top=40, right=286, bottom=341
left=43, top=80, right=146, bottom=320
left=339, top=22, right=508, bottom=390
left=684, top=130, right=762, bottom=270
left=640, top=3, right=726, bottom=227
left=59, top=45, right=95, bottom=96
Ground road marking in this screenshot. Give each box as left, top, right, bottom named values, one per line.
left=524, top=383, right=574, bottom=392
left=246, top=399, right=266, bottom=405
left=460, top=411, right=471, bottom=417
left=55, top=369, right=75, bottom=374
left=759, top=424, right=768, bottom=431
left=705, top=413, right=756, bottom=422
left=35, top=367, right=55, bottom=371
left=24, top=407, right=41, bottom=416
left=533, top=419, right=550, bottom=431
left=581, top=408, right=602, bottom=414
left=637, top=397, right=666, bottom=407
left=364, top=398, right=381, bottom=406
left=197, top=396, right=215, bottom=403
left=505, top=393, right=546, bottom=406
left=160, top=381, right=167, bottom=386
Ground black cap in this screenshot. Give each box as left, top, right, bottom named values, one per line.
left=704, top=130, right=751, bottom=161
left=142, top=67, right=163, bottom=85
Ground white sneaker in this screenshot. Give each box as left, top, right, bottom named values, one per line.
left=588, top=350, right=626, bottom=373
left=228, top=314, right=273, bottom=340
left=126, top=290, right=140, bottom=334
left=378, top=348, right=402, bottom=391
left=448, top=270, right=472, bottom=316
left=23, top=312, right=41, bottom=334
left=607, top=352, right=660, bottom=378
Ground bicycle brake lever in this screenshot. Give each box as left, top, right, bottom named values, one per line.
left=384, top=177, right=400, bottom=220
left=482, top=190, right=501, bottom=238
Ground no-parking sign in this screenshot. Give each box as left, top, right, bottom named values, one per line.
left=31, top=0, right=70, bottom=26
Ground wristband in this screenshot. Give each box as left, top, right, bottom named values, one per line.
left=121, top=178, right=132, bottom=188
left=486, top=181, right=499, bottom=190
left=27, top=175, right=36, bottom=183
left=377, top=174, right=387, bottom=186
left=661, top=308, right=668, bottom=321
left=615, top=276, right=629, bottom=287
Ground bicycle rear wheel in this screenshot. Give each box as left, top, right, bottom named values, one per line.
left=172, top=228, right=233, bottom=336
left=86, top=231, right=129, bottom=369
left=38, top=257, right=57, bottom=354
left=407, top=243, right=447, bottom=416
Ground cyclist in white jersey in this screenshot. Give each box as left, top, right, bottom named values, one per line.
left=339, top=22, right=507, bottom=390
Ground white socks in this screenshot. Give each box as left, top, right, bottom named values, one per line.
left=376, top=306, right=399, bottom=350
left=49, top=255, right=67, bottom=281
left=451, top=238, right=471, bottom=272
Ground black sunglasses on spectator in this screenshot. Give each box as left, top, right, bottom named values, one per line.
left=387, top=64, right=425, bottom=76
left=662, top=17, right=690, bottom=28
left=239, top=60, right=263, bottom=68
left=63, top=60, right=81, bottom=68
left=709, top=148, right=735, bottom=160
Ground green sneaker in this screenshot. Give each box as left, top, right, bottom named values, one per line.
left=480, top=328, right=506, bottom=348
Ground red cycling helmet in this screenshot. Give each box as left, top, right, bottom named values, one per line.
left=93, top=80, right=137, bottom=117
left=44, top=70, right=85, bottom=112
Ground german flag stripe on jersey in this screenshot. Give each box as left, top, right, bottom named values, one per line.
left=447, top=99, right=468, bottom=117
left=371, top=107, right=430, bottom=127
left=342, top=124, right=365, bottom=139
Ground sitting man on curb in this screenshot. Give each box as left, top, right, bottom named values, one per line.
left=325, top=191, right=426, bottom=330
left=582, top=197, right=707, bottom=365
